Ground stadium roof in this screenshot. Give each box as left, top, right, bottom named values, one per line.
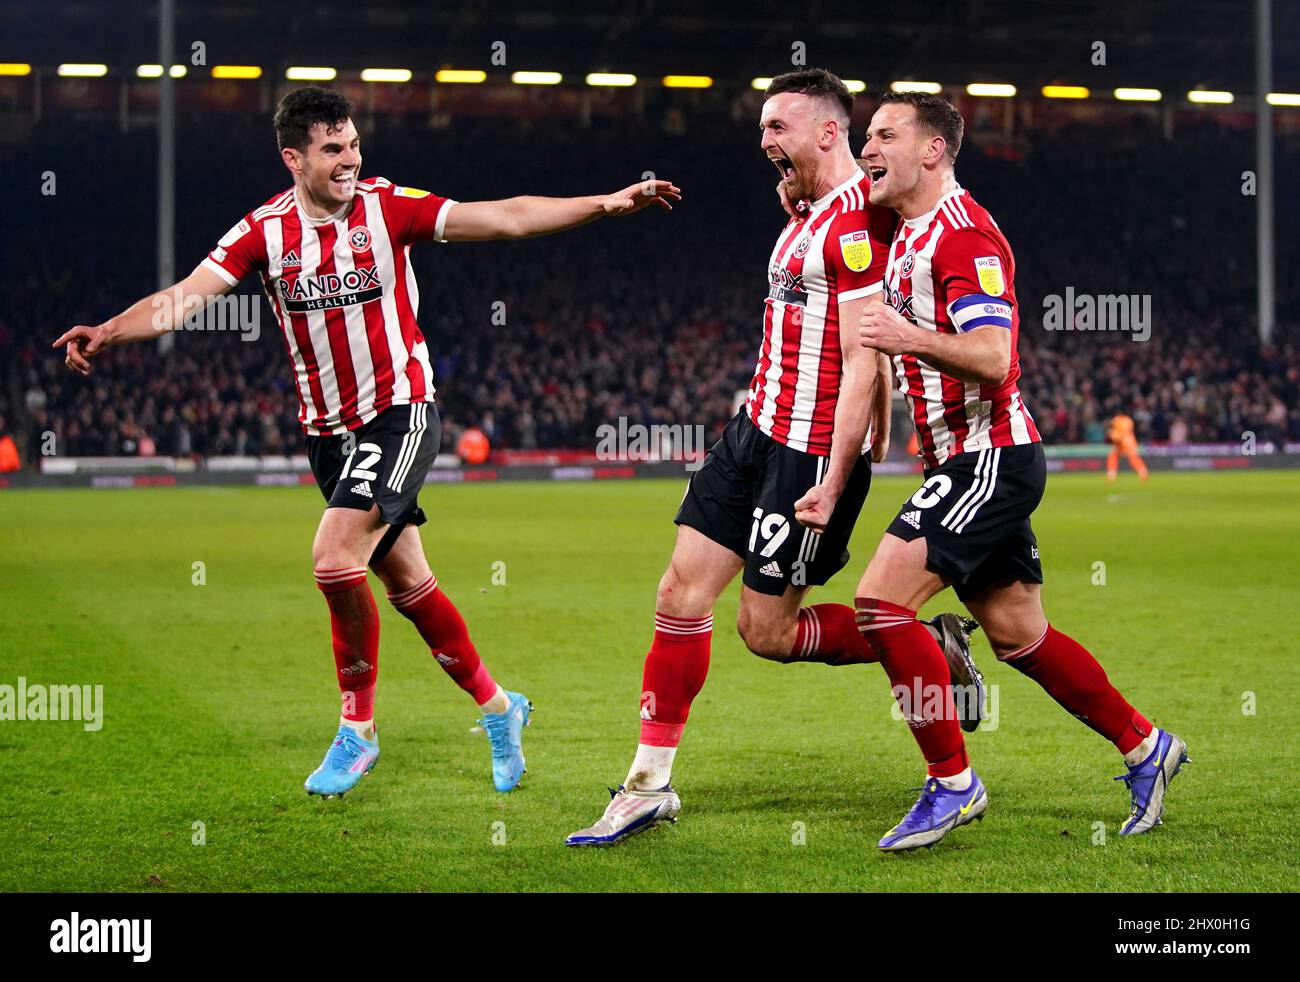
left=4, top=0, right=1298, bottom=93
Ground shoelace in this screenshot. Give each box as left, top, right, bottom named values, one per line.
left=1112, top=765, right=1158, bottom=822
left=324, top=731, right=363, bottom=769
left=478, top=716, right=511, bottom=758
left=900, top=783, right=942, bottom=823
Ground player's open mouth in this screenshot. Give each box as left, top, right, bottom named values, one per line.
left=331, top=173, right=356, bottom=192
left=868, top=166, right=887, bottom=182
left=769, top=156, right=796, bottom=183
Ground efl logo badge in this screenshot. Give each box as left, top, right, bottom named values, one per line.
left=974, top=256, right=1004, bottom=296
left=794, top=234, right=812, bottom=258
left=348, top=226, right=372, bottom=252
left=839, top=230, right=872, bottom=272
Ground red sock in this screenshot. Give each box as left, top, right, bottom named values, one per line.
left=1004, top=625, right=1152, bottom=754
left=790, top=604, right=881, bottom=664
left=387, top=574, right=499, bottom=706
left=315, top=566, right=379, bottom=722
left=857, top=598, right=968, bottom=777
left=639, top=613, right=712, bottom=748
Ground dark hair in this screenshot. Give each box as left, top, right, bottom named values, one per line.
left=879, top=91, right=964, bottom=163
left=765, top=68, right=853, bottom=125
left=273, top=86, right=355, bottom=152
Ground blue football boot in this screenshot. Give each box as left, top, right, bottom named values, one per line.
left=304, top=723, right=379, bottom=798
left=878, top=772, right=989, bottom=851
left=478, top=691, right=532, bottom=792
left=1116, top=728, right=1189, bottom=835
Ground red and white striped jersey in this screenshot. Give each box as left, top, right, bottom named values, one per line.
left=745, top=170, right=895, bottom=456
left=883, top=185, right=1041, bottom=468
left=202, top=177, right=455, bottom=436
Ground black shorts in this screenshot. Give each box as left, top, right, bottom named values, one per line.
left=886, top=443, right=1046, bottom=602
left=306, top=402, right=441, bottom=562
left=675, top=411, right=872, bottom=597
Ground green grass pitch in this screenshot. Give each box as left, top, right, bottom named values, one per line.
left=1, top=471, right=1296, bottom=892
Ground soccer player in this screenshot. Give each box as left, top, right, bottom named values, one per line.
left=52, top=86, right=680, bottom=799
left=1106, top=412, right=1149, bottom=481
left=566, top=70, right=980, bottom=847
left=838, top=91, right=1187, bottom=850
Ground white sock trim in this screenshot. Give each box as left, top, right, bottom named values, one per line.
left=935, top=767, right=973, bottom=791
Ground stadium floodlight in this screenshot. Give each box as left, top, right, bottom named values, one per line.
left=967, top=83, right=1016, bottom=97
left=843, top=79, right=867, bottom=93
left=435, top=69, right=486, bottom=83
left=586, top=73, right=636, bottom=87
left=512, top=71, right=562, bottom=85
left=891, top=80, right=942, bottom=94
left=1114, top=87, right=1161, bottom=101
left=751, top=77, right=773, bottom=90
left=212, top=66, right=262, bottom=79
left=287, top=67, right=337, bottom=81
left=1041, top=85, right=1090, bottom=99
left=57, top=64, right=108, bottom=77
left=0, top=63, right=32, bottom=76
left=1187, top=90, right=1233, bottom=104
left=360, top=69, right=412, bottom=83
left=137, top=65, right=186, bottom=78
left=663, top=75, right=712, bottom=88
left=1266, top=92, right=1300, bottom=106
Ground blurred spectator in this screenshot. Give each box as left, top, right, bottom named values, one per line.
left=0, top=417, right=19, bottom=472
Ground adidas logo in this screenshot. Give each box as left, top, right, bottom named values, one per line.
left=281, top=250, right=302, bottom=269
left=351, top=480, right=374, bottom=498
left=900, top=510, right=922, bottom=529
left=759, top=560, right=783, bottom=578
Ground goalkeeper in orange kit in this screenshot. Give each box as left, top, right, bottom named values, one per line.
left=1106, top=413, right=1148, bottom=481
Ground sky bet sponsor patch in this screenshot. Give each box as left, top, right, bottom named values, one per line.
left=839, top=230, right=873, bottom=272
left=975, top=255, right=1005, bottom=295
left=394, top=186, right=431, bottom=198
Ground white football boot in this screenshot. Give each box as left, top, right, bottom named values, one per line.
left=565, top=784, right=681, bottom=847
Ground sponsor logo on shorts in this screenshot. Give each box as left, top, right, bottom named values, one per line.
left=758, top=560, right=783, bottom=578
left=351, top=480, right=374, bottom=498
left=900, top=509, right=922, bottom=529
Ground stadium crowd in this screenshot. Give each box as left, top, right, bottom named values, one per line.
left=4, top=109, right=1298, bottom=465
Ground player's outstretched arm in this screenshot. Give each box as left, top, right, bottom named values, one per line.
left=441, top=179, right=681, bottom=241
left=52, top=264, right=234, bottom=376
left=794, top=294, right=879, bottom=533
